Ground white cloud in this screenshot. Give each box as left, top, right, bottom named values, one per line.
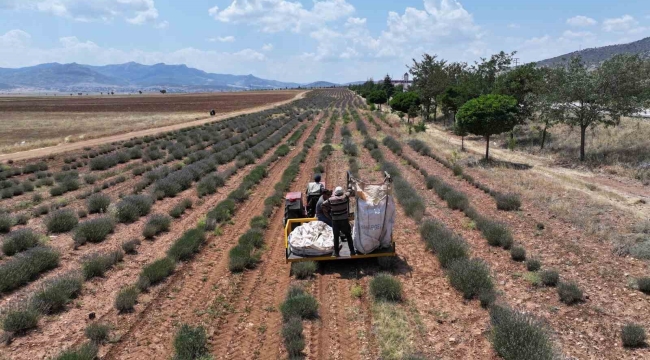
left=208, top=36, right=235, bottom=42
left=1, top=0, right=162, bottom=25
left=155, top=20, right=169, bottom=29
left=0, top=29, right=31, bottom=47
left=346, top=17, right=366, bottom=26
left=566, top=15, right=597, bottom=27
left=262, top=43, right=273, bottom=51
left=561, top=30, right=593, bottom=38
left=507, top=23, right=520, bottom=29
left=603, top=14, right=640, bottom=33
left=208, top=0, right=354, bottom=33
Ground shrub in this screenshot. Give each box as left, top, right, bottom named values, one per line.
left=622, top=323, right=646, bottom=348
left=557, top=282, right=583, bottom=305
left=115, top=286, right=139, bottom=313
left=0, top=246, right=60, bottom=293
left=510, top=246, right=526, bottom=262
left=479, top=289, right=497, bottom=308
left=31, top=273, right=83, bottom=314
left=137, top=257, right=175, bottom=291
left=167, top=228, right=206, bottom=262
left=445, top=191, right=469, bottom=211
left=87, top=193, right=111, bottom=213
left=208, top=199, right=236, bottom=223
left=0, top=213, right=13, bottom=233
left=2, top=307, right=39, bottom=334
left=143, top=214, right=172, bottom=239
left=73, top=217, right=115, bottom=247
left=169, top=198, right=192, bottom=218
left=382, top=136, right=402, bottom=155
left=173, top=324, right=209, bottom=360
left=250, top=216, right=268, bottom=230
left=83, top=174, right=98, bottom=185
left=45, top=209, right=78, bottom=233
left=280, top=286, right=318, bottom=321
left=33, top=204, right=49, bottom=217
left=122, top=238, right=141, bottom=254
left=419, top=219, right=468, bottom=268
left=526, top=258, right=542, bottom=272
left=447, top=258, right=494, bottom=300
left=228, top=244, right=259, bottom=272
left=477, top=219, right=513, bottom=249
left=638, top=277, right=650, bottom=294
left=81, top=251, right=123, bottom=279
left=239, top=228, right=264, bottom=248
left=489, top=305, right=555, bottom=360
left=85, top=322, right=110, bottom=343
left=452, top=163, right=463, bottom=176
left=291, top=261, right=317, bottom=279
left=116, top=201, right=139, bottom=223
left=540, top=270, right=559, bottom=287
left=282, top=317, right=305, bottom=357
left=15, top=213, right=29, bottom=225
left=2, top=228, right=40, bottom=256
left=54, top=342, right=98, bottom=360
left=370, top=273, right=402, bottom=302
left=496, top=193, right=521, bottom=211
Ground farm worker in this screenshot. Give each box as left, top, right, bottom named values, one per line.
left=321, top=186, right=357, bottom=257
left=315, top=189, right=333, bottom=226
left=306, top=174, right=324, bottom=217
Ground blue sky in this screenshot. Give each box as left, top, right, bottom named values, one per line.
left=0, top=0, right=648, bottom=83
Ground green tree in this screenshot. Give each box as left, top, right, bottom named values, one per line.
left=409, top=54, right=449, bottom=122
left=453, top=118, right=468, bottom=151
left=367, top=90, right=388, bottom=110
left=495, top=63, right=544, bottom=141
left=407, top=105, right=419, bottom=124
left=390, top=91, right=420, bottom=114
left=456, top=94, right=519, bottom=160
left=530, top=67, right=565, bottom=150
left=382, top=75, right=395, bottom=99
left=556, top=55, right=650, bottom=161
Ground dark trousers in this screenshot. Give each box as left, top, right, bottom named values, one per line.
left=307, top=195, right=319, bottom=217
left=332, top=219, right=355, bottom=255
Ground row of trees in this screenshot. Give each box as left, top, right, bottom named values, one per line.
left=351, top=52, right=650, bottom=161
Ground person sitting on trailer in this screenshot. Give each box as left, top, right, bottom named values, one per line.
left=315, top=188, right=332, bottom=226
left=306, top=174, right=324, bottom=217
left=321, top=186, right=357, bottom=257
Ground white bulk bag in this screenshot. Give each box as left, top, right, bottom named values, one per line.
left=351, top=180, right=395, bottom=254
left=289, top=221, right=334, bottom=257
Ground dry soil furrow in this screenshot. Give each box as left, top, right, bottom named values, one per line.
left=230, top=118, right=328, bottom=360
left=104, top=119, right=319, bottom=360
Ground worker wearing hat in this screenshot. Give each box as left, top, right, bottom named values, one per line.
left=321, top=186, right=357, bottom=257
left=306, top=174, right=325, bottom=218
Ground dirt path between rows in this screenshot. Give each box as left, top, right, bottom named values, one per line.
left=0, top=91, right=308, bottom=163
left=421, top=123, right=649, bottom=220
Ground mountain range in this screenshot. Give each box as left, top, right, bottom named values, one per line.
left=535, top=36, right=650, bottom=67
left=0, top=62, right=343, bottom=92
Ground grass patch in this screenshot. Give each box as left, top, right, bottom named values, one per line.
left=143, top=214, right=172, bottom=239
left=540, top=270, right=559, bottom=287
left=495, top=193, right=521, bottom=211
left=557, top=281, right=583, bottom=305
left=510, top=246, right=526, bottom=262
left=115, top=286, right=139, bottom=313
left=280, top=286, right=319, bottom=321
left=372, top=301, right=413, bottom=360
left=122, top=238, right=141, bottom=254
left=282, top=317, right=305, bottom=358
left=622, top=323, right=647, bottom=348
left=31, top=273, right=83, bottom=314
left=85, top=322, right=110, bottom=344
left=53, top=342, right=98, bottom=360
left=81, top=251, right=123, bottom=279
left=167, top=228, right=206, bottom=262
left=137, top=257, right=175, bottom=291
left=1, top=307, right=39, bottom=334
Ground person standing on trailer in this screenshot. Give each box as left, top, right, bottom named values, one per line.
left=306, top=174, right=324, bottom=217
left=321, top=186, right=357, bottom=257
left=315, top=189, right=332, bottom=226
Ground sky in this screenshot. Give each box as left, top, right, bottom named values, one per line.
left=0, top=0, right=648, bottom=83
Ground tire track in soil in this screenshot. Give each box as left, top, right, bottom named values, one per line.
left=306, top=111, right=367, bottom=360
left=216, top=118, right=326, bottom=359
left=105, top=119, right=320, bottom=360
left=226, top=117, right=328, bottom=360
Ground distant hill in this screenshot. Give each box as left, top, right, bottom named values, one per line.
left=303, top=81, right=339, bottom=88
left=536, top=36, right=650, bottom=67
left=0, top=62, right=319, bottom=92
